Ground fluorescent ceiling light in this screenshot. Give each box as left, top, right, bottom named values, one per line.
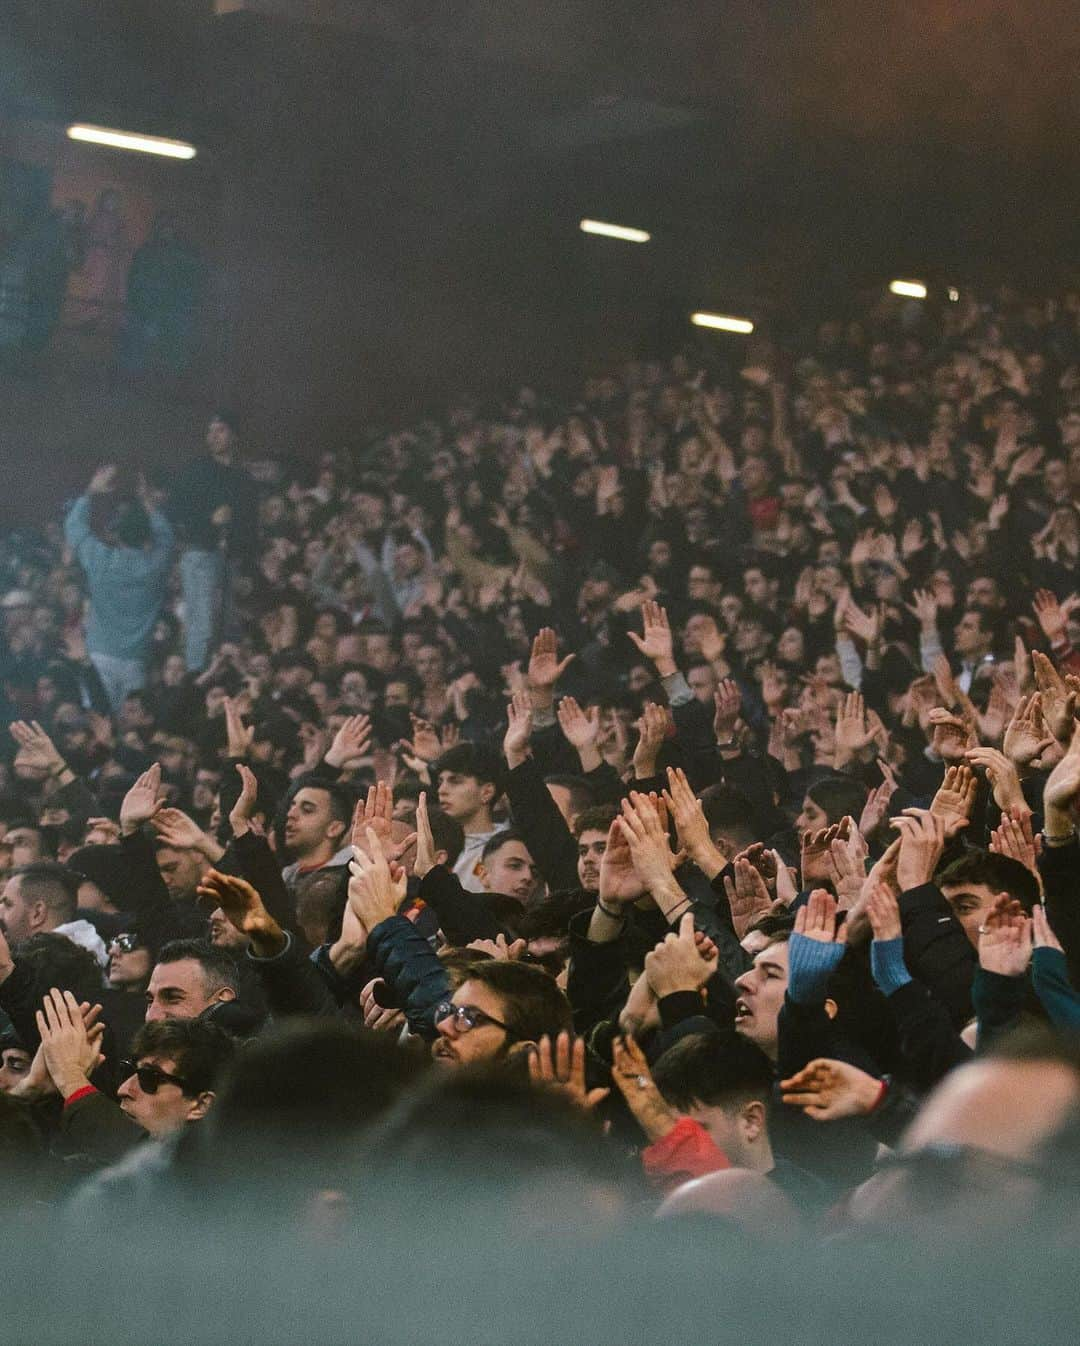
left=580, top=218, right=650, bottom=243
left=889, top=279, right=927, bottom=299
left=67, top=124, right=197, bottom=160
left=691, top=311, right=754, bottom=334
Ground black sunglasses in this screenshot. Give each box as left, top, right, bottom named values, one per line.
left=119, top=1059, right=189, bottom=1095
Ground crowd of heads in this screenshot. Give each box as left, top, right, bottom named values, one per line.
left=4, top=284, right=1080, bottom=1332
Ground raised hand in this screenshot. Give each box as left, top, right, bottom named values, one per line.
left=929, top=764, right=978, bottom=838
left=325, top=714, right=373, bottom=769
left=153, top=806, right=223, bottom=860
left=358, top=978, right=406, bottom=1034
left=352, top=784, right=416, bottom=865
left=905, top=588, right=939, bottom=632
left=1032, top=589, right=1071, bottom=647
left=735, top=842, right=779, bottom=893
left=10, top=720, right=66, bottom=776
left=348, top=826, right=408, bottom=930
left=662, top=767, right=725, bottom=879
left=597, top=818, right=647, bottom=907
left=780, top=1058, right=885, bottom=1122
left=400, top=714, right=443, bottom=764
left=866, top=883, right=902, bottom=942
left=989, top=809, right=1042, bottom=885
left=35, top=988, right=105, bottom=1098
left=713, top=679, right=741, bottom=743
left=467, top=933, right=528, bottom=961
left=858, top=759, right=898, bottom=838
left=723, top=858, right=773, bottom=939
left=834, top=691, right=878, bottom=768
left=645, top=911, right=718, bottom=996
left=696, top=617, right=727, bottom=665
left=527, top=626, right=575, bottom=692
left=928, top=708, right=977, bottom=764
left=1043, top=720, right=1080, bottom=831
left=196, top=870, right=285, bottom=955
left=119, top=764, right=165, bottom=836
left=556, top=695, right=602, bottom=771
left=413, top=790, right=438, bottom=879
left=527, top=1031, right=609, bottom=1112
left=229, top=762, right=260, bottom=837
left=965, top=745, right=1026, bottom=815
left=627, top=600, right=676, bottom=678
left=618, top=792, right=686, bottom=912
left=1032, top=651, right=1078, bottom=744
left=800, top=817, right=850, bottom=885
left=891, top=808, right=948, bottom=891
left=503, top=688, right=534, bottom=768
left=1003, top=694, right=1056, bottom=767
left=632, top=701, right=669, bottom=779
left=223, top=696, right=255, bottom=759
left=829, top=825, right=868, bottom=910
left=978, top=896, right=1032, bottom=978
left=794, top=887, right=845, bottom=945
left=1032, top=903, right=1065, bottom=954
left=611, top=1034, right=682, bottom=1142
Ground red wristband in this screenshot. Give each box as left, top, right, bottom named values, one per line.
left=63, top=1085, right=98, bottom=1109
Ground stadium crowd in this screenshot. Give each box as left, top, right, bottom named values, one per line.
left=4, top=283, right=1080, bottom=1301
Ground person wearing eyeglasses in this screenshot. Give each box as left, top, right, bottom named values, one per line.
left=107, top=932, right=153, bottom=996
left=34, top=988, right=234, bottom=1169
left=431, top=959, right=573, bottom=1067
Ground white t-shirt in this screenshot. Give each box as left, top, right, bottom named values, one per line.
left=453, top=824, right=508, bottom=894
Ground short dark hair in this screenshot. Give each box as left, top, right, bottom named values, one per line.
left=937, top=849, right=1042, bottom=913
left=542, top=774, right=594, bottom=821
left=573, top=804, right=617, bottom=839
left=481, top=828, right=530, bottom=862
left=461, top=960, right=572, bottom=1043
left=805, top=775, right=868, bottom=825
left=9, top=862, right=78, bottom=926
left=129, top=1018, right=235, bottom=1096
left=514, top=890, right=592, bottom=941
left=652, top=1032, right=775, bottom=1113
left=284, top=775, right=355, bottom=833
left=295, top=869, right=347, bottom=946
left=699, top=783, right=757, bottom=849
left=746, top=911, right=796, bottom=942
left=154, top=940, right=241, bottom=998
left=435, top=743, right=503, bottom=794
left=17, top=933, right=103, bottom=1005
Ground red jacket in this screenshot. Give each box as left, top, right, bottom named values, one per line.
left=641, top=1117, right=730, bottom=1188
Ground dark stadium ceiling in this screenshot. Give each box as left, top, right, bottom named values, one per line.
left=4, top=0, right=1080, bottom=302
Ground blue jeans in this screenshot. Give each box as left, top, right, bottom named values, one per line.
left=89, top=651, right=145, bottom=714
left=180, top=548, right=224, bottom=672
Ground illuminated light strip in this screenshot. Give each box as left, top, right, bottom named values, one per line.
left=580, top=218, right=651, bottom=243
left=691, top=311, right=754, bottom=334
left=889, top=279, right=927, bottom=299
left=68, top=124, right=197, bottom=160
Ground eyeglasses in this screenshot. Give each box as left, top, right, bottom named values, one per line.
left=110, top=934, right=143, bottom=955
left=434, top=1002, right=514, bottom=1038
left=119, top=1059, right=189, bottom=1095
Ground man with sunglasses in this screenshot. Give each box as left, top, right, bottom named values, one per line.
left=35, top=989, right=234, bottom=1168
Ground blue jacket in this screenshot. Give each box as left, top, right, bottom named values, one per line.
left=64, top=495, right=173, bottom=661
left=367, top=915, right=451, bottom=1040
